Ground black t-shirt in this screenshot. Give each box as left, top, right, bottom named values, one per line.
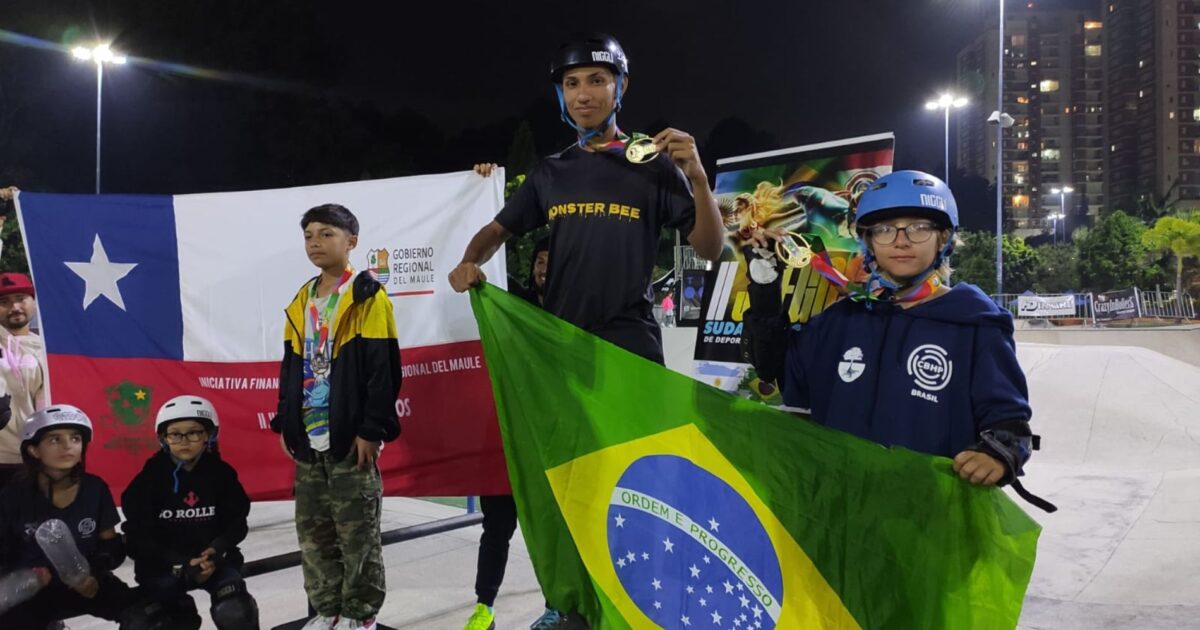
left=0, top=473, right=120, bottom=575
left=496, top=145, right=696, bottom=362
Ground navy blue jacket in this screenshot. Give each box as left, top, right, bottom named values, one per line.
left=780, top=284, right=1031, bottom=459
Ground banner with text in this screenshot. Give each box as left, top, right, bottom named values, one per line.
left=692, top=134, right=894, bottom=400
left=17, top=171, right=510, bottom=501
left=1017, top=294, right=1076, bottom=318
left=1094, top=289, right=1140, bottom=322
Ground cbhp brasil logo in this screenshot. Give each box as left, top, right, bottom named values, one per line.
left=608, top=455, right=782, bottom=628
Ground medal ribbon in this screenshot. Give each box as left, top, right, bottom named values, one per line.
left=582, top=126, right=630, bottom=153
left=799, top=237, right=941, bottom=305
left=307, top=268, right=353, bottom=360
left=581, top=127, right=655, bottom=155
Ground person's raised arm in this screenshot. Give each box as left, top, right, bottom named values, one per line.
left=448, top=221, right=513, bottom=292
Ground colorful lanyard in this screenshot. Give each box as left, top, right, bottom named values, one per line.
left=307, top=268, right=353, bottom=356
left=870, top=273, right=943, bottom=304
left=580, top=127, right=657, bottom=162
left=797, top=237, right=942, bottom=305
left=581, top=126, right=629, bottom=153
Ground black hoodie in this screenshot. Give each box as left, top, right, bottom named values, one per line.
left=121, top=449, right=250, bottom=581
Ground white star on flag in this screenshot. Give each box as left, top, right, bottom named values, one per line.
left=654, top=601, right=662, bottom=610
left=733, top=619, right=742, bottom=628
left=64, top=235, right=138, bottom=311
left=689, top=564, right=701, bottom=578
left=740, top=613, right=748, bottom=622
left=642, top=552, right=650, bottom=561
left=737, top=583, right=744, bottom=592
left=626, top=551, right=636, bottom=563
left=752, top=605, right=763, bottom=619
left=754, top=621, right=761, bottom=629
left=711, top=611, right=723, bottom=625
left=705, top=585, right=714, bottom=594
left=663, top=537, right=675, bottom=553
left=681, top=614, right=691, bottom=626
left=686, top=585, right=695, bottom=594
left=699, top=597, right=707, bottom=607
left=652, top=578, right=662, bottom=591
left=723, top=580, right=735, bottom=594
left=739, top=595, right=750, bottom=608
left=617, top=558, right=626, bottom=568
left=703, top=556, right=711, bottom=565
left=708, top=517, right=721, bottom=532
left=614, top=514, right=625, bottom=528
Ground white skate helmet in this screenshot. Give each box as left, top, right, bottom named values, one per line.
left=155, top=395, right=220, bottom=435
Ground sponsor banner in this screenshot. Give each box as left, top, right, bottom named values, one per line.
left=1017, top=294, right=1076, bottom=318
left=1094, top=289, right=1140, bottom=321
left=691, top=134, right=895, bottom=399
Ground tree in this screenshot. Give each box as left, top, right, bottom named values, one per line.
left=952, top=231, right=995, bottom=291
left=1077, top=210, right=1158, bottom=291
left=0, top=209, right=29, bottom=274
left=999, top=235, right=1039, bottom=294
left=500, top=174, right=548, bottom=288
left=951, top=230, right=1039, bottom=294
left=1032, top=243, right=1080, bottom=294
left=1141, top=214, right=1200, bottom=297
left=505, top=121, right=538, bottom=178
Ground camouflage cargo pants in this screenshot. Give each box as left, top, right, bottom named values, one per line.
left=294, top=450, right=385, bottom=619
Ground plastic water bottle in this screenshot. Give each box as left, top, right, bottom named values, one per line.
left=34, top=519, right=90, bottom=588
left=0, top=568, right=41, bottom=614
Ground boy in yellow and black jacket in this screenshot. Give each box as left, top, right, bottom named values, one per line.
left=271, top=203, right=402, bottom=630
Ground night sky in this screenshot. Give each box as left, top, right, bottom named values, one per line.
left=0, top=0, right=1100, bottom=196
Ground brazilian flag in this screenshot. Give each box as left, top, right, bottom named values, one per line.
left=470, top=285, right=1040, bottom=629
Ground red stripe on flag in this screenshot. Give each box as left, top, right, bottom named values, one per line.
left=46, top=339, right=509, bottom=503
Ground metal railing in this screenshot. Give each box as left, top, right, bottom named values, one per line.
left=990, top=288, right=1197, bottom=327
left=1136, top=289, right=1197, bottom=320
left=991, top=292, right=1097, bottom=326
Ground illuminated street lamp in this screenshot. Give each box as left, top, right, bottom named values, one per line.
left=72, top=44, right=127, bottom=193
left=925, top=93, right=969, bottom=183
left=1050, top=186, right=1074, bottom=244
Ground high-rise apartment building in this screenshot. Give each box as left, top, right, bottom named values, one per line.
left=957, top=6, right=1104, bottom=237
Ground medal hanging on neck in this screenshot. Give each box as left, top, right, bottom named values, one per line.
left=584, top=128, right=659, bottom=164
left=773, top=233, right=941, bottom=305
left=308, top=268, right=353, bottom=377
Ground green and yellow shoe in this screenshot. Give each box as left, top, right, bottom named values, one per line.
left=464, top=603, right=496, bottom=630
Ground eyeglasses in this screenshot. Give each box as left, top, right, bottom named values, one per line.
left=865, top=222, right=939, bottom=245
left=164, top=430, right=208, bottom=444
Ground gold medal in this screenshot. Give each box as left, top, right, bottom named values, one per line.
left=625, top=137, right=658, bottom=164
left=774, top=231, right=814, bottom=268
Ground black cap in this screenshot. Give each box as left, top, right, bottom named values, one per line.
left=550, top=33, right=628, bottom=83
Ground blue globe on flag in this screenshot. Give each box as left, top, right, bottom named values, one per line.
left=607, top=455, right=782, bottom=629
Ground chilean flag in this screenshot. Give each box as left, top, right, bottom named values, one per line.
left=16, top=173, right=511, bottom=500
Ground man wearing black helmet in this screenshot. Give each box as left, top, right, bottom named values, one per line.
left=449, top=33, right=724, bottom=365
left=451, top=34, right=723, bottom=630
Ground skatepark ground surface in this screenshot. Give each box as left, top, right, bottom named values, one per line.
left=71, top=326, right=1200, bottom=629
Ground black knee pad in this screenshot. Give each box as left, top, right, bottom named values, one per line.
left=210, top=581, right=260, bottom=630
left=120, top=598, right=190, bottom=630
